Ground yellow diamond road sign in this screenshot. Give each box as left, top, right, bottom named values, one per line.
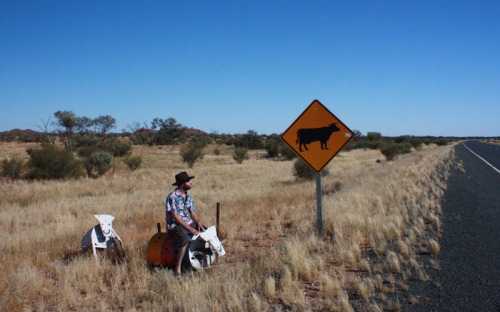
left=281, top=100, right=353, bottom=173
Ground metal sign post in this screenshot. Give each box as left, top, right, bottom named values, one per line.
left=281, top=100, right=353, bottom=239
left=316, top=172, right=323, bottom=238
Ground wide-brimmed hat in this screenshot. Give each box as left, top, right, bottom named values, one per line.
left=172, top=171, right=194, bottom=186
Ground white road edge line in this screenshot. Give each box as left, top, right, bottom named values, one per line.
left=463, top=142, right=500, bottom=174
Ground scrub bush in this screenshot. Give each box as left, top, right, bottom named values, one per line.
left=265, top=141, right=280, bottom=158
left=89, top=151, right=114, bottom=176
left=293, top=159, right=329, bottom=180
left=110, top=141, right=132, bottom=157
left=380, top=142, right=412, bottom=161
left=124, top=155, right=142, bottom=171
left=1, top=157, right=24, bottom=181
left=233, top=147, right=249, bottom=164
left=26, top=144, right=83, bottom=180
left=380, top=142, right=399, bottom=161
left=180, top=141, right=205, bottom=168
left=280, top=145, right=297, bottom=160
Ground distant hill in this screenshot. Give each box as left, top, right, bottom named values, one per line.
left=185, top=127, right=207, bottom=136
left=7, top=128, right=40, bottom=135
left=133, top=127, right=207, bottom=136
left=2, top=127, right=208, bottom=136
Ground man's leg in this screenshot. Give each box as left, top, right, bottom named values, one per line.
left=175, top=244, right=187, bottom=276
left=172, top=224, right=194, bottom=276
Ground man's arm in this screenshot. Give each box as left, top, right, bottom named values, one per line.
left=189, top=210, right=206, bottom=232
left=171, top=211, right=199, bottom=235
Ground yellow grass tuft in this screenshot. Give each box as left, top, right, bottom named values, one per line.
left=319, top=273, right=343, bottom=298
left=429, top=239, right=441, bottom=255
left=264, top=276, right=276, bottom=300
left=386, top=251, right=401, bottom=273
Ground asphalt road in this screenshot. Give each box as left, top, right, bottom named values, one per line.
left=408, top=141, right=500, bottom=311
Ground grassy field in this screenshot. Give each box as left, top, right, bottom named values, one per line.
left=0, top=141, right=454, bottom=311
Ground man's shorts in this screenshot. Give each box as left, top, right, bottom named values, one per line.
left=169, top=223, right=197, bottom=248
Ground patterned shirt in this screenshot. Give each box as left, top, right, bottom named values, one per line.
left=166, top=188, right=195, bottom=230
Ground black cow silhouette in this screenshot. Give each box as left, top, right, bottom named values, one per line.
left=296, top=123, right=340, bottom=152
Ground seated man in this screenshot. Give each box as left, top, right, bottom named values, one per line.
left=166, top=171, right=206, bottom=276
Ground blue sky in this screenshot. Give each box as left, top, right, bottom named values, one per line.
left=1, top=1, right=499, bottom=137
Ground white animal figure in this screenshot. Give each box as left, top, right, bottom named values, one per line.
left=81, top=214, right=124, bottom=260
left=188, top=225, right=225, bottom=270
left=192, top=226, right=225, bottom=256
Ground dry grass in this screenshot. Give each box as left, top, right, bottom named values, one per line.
left=0, top=142, right=454, bottom=311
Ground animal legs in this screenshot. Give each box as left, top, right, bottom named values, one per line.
left=111, top=237, right=125, bottom=259
left=92, top=244, right=98, bottom=260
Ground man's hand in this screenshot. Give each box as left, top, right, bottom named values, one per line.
left=197, top=224, right=206, bottom=232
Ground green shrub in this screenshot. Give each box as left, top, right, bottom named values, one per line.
left=293, top=159, right=315, bottom=180
left=123, top=155, right=142, bottom=171
left=293, top=159, right=329, bottom=180
left=190, top=135, right=212, bottom=148
left=82, top=158, right=93, bottom=177
left=1, top=157, right=24, bottom=181
left=343, top=140, right=356, bottom=151
left=26, top=144, right=83, bottom=180
left=395, top=135, right=410, bottom=143
left=344, top=139, right=380, bottom=150
left=180, top=142, right=204, bottom=168
left=410, top=138, right=423, bottom=150
left=398, top=142, right=413, bottom=154
left=77, top=145, right=100, bottom=158
left=89, top=151, right=114, bottom=176
left=279, top=145, right=297, bottom=160
left=234, top=130, right=264, bottom=149
left=380, top=142, right=412, bottom=161
left=380, top=142, right=399, bottom=161
left=110, top=142, right=132, bottom=157
left=232, top=147, right=249, bottom=164
left=78, top=141, right=131, bottom=160
left=433, top=138, right=450, bottom=146
left=367, top=132, right=382, bottom=141
left=74, top=134, right=100, bottom=148
left=265, top=141, right=280, bottom=158
left=215, top=138, right=225, bottom=146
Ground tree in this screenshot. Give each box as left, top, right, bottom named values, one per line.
left=126, top=121, right=157, bottom=145
left=75, top=116, right=94, bottom=134
left=235, top=130, right=264, bottom=149
left=54, top=110, right=77, bottom=133
left=352, top=129, right=363, bottom=141
left=93, top=115, right=116, bottom=141
left=35, top=117, right=54, bottom=144
left=152, top=117, right=187, bottom=145
left=54, top=110, right=77, bottom=150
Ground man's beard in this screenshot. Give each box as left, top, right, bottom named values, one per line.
left=182, top=184, right=191, bottom=191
